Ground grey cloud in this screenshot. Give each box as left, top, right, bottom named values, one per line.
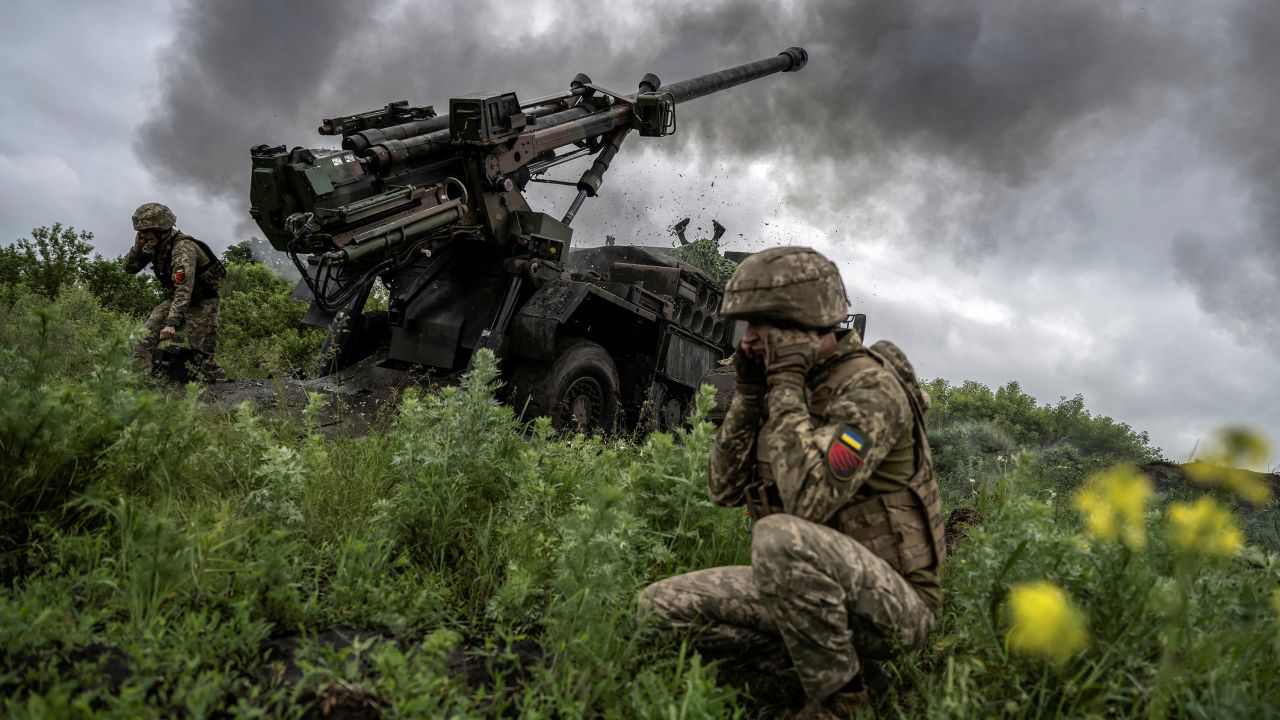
left=135, top=0, right=371, bottom=201
left=133, top=0, right=1280, bottom=355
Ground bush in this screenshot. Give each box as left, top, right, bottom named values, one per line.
left=2, top=250, right=1274, bottom=717
left=0, top=299, right=201, bottom=578
left=0, top=224, right=161, bottom=316
left=215, top=262, right=323, bottom=378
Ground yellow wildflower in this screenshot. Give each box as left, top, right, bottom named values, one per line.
left=1166, top=496, right=1243, bottom=558
left=1186, top=427, right=1273, bottom=505
left=1005, top=581, right=1089, bottom=664
left=1073, top=465, right=1153, bottom=549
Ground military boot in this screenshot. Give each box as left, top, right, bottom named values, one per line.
left=791, top=691, right=871, bottom=719
left=791, top=678, right=872, bottom=719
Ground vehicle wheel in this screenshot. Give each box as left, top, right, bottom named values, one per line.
left=645, top=381, right=688, bottom=433
left=515, top=339, right=620, bottom=434
left=315, top=310, right=390, bottom=377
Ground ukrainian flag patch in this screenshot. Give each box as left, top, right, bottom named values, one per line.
left=827, top=426, right=867, bottom=481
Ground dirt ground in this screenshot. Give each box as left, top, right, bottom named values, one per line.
left=199, top=354, right=436, bottom=436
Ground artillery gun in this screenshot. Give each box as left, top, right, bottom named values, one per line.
left=248, top=48, right=808, bottom=432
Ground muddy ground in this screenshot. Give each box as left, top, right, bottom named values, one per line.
left=199, top=354, right=437, bottom=436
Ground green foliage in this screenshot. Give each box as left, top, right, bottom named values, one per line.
left=0, top=341, right=749, bottom=715
left=0, top=300, right=200, bottom=577
left=216, top=262, right=324, bottom=378
left=6, top=223, right=94, bottom=298
left=890, top=475, right=1280, bottom=718
left=670, top=237, right=739, bottom=286
left=222, top=240, right=256, bottom=265
left=81, top=255, right=163, bottom=317
left=221, top=236, right=300, bottom=282
left=926, top=378, right=1159, bottom=463
left=1, top=224, right=161, bottom=314
left=0, top=271, right=1275, bottom=716
left=925, top=378, right=1163, bottom=513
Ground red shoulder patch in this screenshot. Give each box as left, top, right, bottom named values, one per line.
left=173, top=264, right=187, bottom=283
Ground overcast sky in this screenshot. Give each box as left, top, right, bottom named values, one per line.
left=2, top=0, right=1277, bottom=468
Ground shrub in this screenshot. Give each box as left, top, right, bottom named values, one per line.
left=215, top=262, right=323, bottom=378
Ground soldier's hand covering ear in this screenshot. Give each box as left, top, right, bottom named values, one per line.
left=764, top=328, right=819, bottom=387
left=732, top=351, right=767, bottom=391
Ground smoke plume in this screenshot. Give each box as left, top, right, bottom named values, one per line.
left=136, top=0, right=1280, bottom=347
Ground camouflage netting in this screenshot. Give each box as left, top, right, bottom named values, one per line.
left=670, top=238, right=739, bottom=286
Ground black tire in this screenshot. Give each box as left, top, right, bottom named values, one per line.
left=315, top=310, right=390, bottom=377
left=645, top=381, right=688, bottom=433
left=514, top=339, right=620, bottom=434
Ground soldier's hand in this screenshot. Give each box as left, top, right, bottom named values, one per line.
left=764, top=327, right=819, bottom=387
left=732, top=351, right=767, bottom=389
left=159, top=325, right=177, bottom=341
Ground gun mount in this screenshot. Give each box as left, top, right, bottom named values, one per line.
left=249, top=48, right=808, bottom=432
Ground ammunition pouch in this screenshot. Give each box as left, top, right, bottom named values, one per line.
left=829, top=474, right=941, bottom=575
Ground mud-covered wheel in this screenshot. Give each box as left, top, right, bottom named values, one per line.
left=515, top=339, right=620, bottom=434
left=315, top=310, right=390, bottom=377
left=645, top=381, right=688, bottom=433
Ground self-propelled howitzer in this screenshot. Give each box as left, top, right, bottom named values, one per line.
left=248, top=48, right=808, bottom=432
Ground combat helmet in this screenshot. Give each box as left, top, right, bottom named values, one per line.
left=132, top=202, right=177, bottom=232
left=720, top=246, right=848, bottom=328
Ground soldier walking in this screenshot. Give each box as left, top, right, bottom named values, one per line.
left=638, top=247, right=945, bottom=718
left=124, top=202, right=227, bottom=380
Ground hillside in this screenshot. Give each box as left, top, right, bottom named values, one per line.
left=1, top=228, right=1277, bottom=717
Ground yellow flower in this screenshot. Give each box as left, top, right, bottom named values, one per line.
left=1073, top=466, right=1153, bottom=549
left=1005, top=581, right=1089, bottom=664
left=1166, top=497, right=1243, bottom=558
left=1186, top=428, right=1273, bottom=505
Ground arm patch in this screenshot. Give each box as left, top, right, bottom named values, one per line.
left=827, top=425, right=867, bottom=481
left=173, top=264, right=187, bottom=283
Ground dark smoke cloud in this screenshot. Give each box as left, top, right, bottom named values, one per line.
left=1170, top=1, right=1280, bottom=347
left=136, top=0, right=1277, bottom=346
left=135, top=0, right=371, bottom=199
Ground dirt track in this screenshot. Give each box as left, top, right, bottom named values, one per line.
left=199, top=354, right=434, bottom=436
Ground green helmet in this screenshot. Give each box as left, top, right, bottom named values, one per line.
left=720, top=246, right=848, bottom=328
left=132, top=202, right=177, bottom=232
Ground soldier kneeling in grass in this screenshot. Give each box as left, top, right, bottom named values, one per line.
left=639, top=247, right=945, bottom=718
left=124, top=202, right=227, bottom=381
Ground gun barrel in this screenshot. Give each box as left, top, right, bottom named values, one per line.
left=361, top=48, right=807, bottom=176
left=344, top=116, right=451, bottom=155
left=659, top=47, right=807, bottom=104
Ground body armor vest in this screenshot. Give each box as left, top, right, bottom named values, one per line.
left=747, top=348, right=946, bottom=576
left=152, top=233, right=226, bottom=300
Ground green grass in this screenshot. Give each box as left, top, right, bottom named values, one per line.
left=0, top=263, right=1277, bottom=717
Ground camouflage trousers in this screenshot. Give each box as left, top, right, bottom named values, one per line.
left=638, top=513, right=936, bottom=700
left=132, top=297, right=225, bottom=379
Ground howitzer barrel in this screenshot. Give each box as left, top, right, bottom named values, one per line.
left=362, top=48, right=806, bottom=176
left=363, top=103, right=600, bottom=174
left=659, top=47, right=807, bottom=104
left=344, top=116, right=451, bottom=155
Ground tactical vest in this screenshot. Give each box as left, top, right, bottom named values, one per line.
left=152, top=233, right=226, bottom=300
left=747, top=348, right=946, bottom=576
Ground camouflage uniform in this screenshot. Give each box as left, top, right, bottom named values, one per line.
left=639, top=247, right=945, bottom=705
left=124, top=203, right=226, bottom=379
